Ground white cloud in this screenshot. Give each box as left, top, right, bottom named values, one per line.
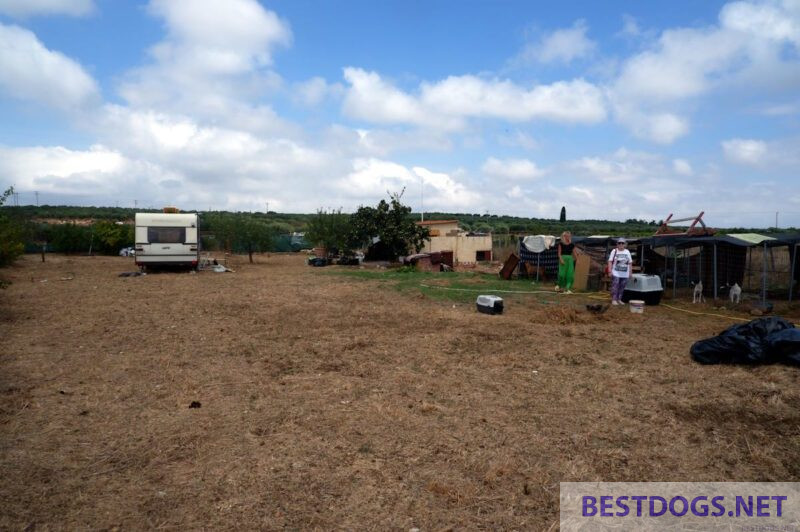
left=0, top=145, right=125, bottom=186
left=615, top=108, right=690, bottom=145
left=673, top=158, right=693, bottom=175
left=336, top=158, right=480, bottom=211
left=507, top=185, right=523, bottom=198
left=481, top=157, right=545, bottom=180
left=99, top=106, right=328, bottom=176
left=337, top=158, right=415, bottom=197
left=0, top=145, right=170, bottom=207
left=0, top=0, right=94, bottom=18
left=422, top=76, right=606, bottom=123
left=413, top=166, right=482, bottom=208
left=619, top=14, right=642, bottom=38
left=293, top=77, right=343, bottom=106
left=323, top=125, right=453, bottom=158
left=566, top=148, right=663, bottom=184
left=117, top=0, right=292, bottom=132
left=609, top=0, right=800, bottom=144
left=518, top=20, right=596, bottom=64
left=341, top=68, right=440, bottom=127
left=759, top=102, right=800, bottom=116
left=342, top=68, right=606, bottom=129
left=147, top=0, right=291, bottom=72
left=614, top=28, right=742, bottom=103
left=498, top=131, right=539, bottom=150
left=0, top=23, right=100, bottom=110
left=720, top=1, right=800, bottom=46
left=722, top=138, right=767, bottom=164
left=65, top=105, right=348, bottom=211
left=3, top=0, right=799, bottom=227
left=567, top=186, right=596, bottom=201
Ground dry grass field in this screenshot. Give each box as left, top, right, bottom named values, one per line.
left=1, top=253, right=799, bottom=530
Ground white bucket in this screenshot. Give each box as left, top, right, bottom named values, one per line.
left=629, top=300, right=645, bottom=314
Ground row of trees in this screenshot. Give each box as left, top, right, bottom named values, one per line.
left=15, top=195, right=426, bottom=263
left=0, top=187, right=24, bottom=268
left=304, top=192, right=429, bottom=260
left=28, top=221, right=134, bottom=255
left=24, top=214, right=284, bottom=264
left=1, top=201, right=288, bottom=265
left=201, top=213, right=285, bottom=263
left=6, top=202, right=795, bottom=241
left=5, top=205, right=310, bottom=232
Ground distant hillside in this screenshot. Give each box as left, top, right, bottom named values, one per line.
left=2, top=205, right=795, bottom=236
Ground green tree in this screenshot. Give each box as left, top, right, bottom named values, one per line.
left=204, top=213, right=237, bottom=252
left=232, top=216, right=276, bottom=263
left=559, top=206, right=567, bottom=222
left=92, top=221, right=133, bottom=254
left=26, top=222, right=51, bottom=262
left=304, top=208, right=351, bottom=254
left=348, top=191, right=429, bottom=260
left=0, top=187, right=25, bottom=267
left=50, top=223, right=92, bottom=253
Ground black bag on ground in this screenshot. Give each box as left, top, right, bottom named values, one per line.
left=766, top=328, right=800, bottom=365
left=690, top=317, right=797, bottom=365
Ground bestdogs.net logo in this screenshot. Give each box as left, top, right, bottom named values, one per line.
left=560, top=482, right=800, bottom=531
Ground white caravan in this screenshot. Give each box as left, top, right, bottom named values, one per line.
left=134, top=212, right=199, bottom=269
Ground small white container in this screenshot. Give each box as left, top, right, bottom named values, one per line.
left=476, top=295, right=504, bottom=315
left=629, top=300, right=645, bottom=314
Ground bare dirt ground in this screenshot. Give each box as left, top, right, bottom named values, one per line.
left=1, top=254, right=799, bottom=530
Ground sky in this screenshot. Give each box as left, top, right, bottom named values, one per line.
left=0, top=0, right=799, bottom=228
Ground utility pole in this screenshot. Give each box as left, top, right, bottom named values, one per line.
left=420, top=175, right=424, bottom=222
left=776, top=211, right=779, bottom=229
left=35, top=191, right=39, bottom=206
left=134, top=199, right=137, bottom=209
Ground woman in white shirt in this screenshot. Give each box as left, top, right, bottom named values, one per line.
left=608, top=238, right=632, bottom=305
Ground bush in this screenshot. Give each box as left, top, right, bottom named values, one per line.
left=348, top=191, right=429, bottom=260
left=0, top=187, right=24, bottom=267
left=92, top=221, right=133, bottom=254
left=50, top=223, right=92, bottom=253
left=304, top=208, right=350, bottom=254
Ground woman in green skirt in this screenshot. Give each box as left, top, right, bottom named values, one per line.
left=556, top=231, right=578, bottom=294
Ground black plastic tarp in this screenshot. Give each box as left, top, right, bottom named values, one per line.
left=690, top=317, right=800, bottom=365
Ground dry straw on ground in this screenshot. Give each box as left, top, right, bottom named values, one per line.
left=1, top=254, right=798, bottom=529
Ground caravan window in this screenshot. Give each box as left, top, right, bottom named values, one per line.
left=147, top=227, right=186, bottom=243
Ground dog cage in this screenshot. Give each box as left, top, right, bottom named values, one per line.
left=638, top=234, right=800, bottom=304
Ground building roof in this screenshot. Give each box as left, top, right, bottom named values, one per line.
left=573, top=232, right=800, bottom=248
left=416, top=219, right=459, bottom=226
left=725, top=233, right=777, bottom=245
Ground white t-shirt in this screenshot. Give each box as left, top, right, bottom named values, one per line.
left=608, top=248, right=632, bottom=278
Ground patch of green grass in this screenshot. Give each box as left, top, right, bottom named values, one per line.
left=328, top=266, right=557, bottom=304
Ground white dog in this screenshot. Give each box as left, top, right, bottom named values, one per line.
left=729, top=282, right=741, bottom=304
left=692, top=281, right=705, bottom=304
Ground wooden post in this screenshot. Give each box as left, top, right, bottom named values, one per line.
left=762, top=241, right=767, bottom=306
left=790, top=243, right=797, bottom=303
left=713, top=243, right=718, bottom=301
